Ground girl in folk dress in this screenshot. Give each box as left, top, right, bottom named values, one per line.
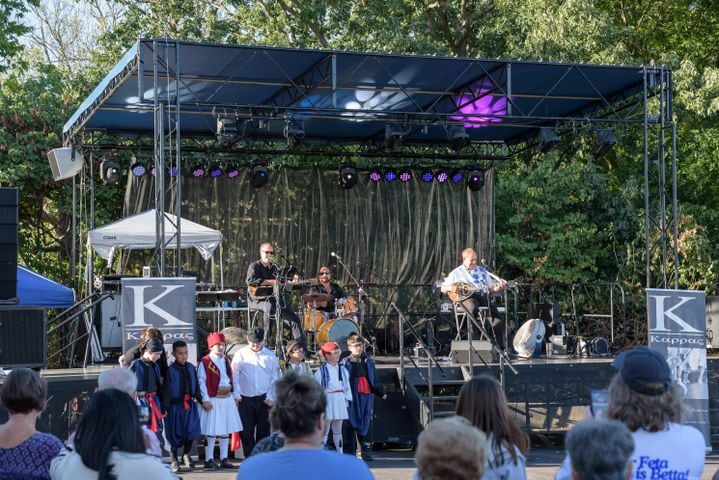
left=314, top=342, right=352, bottom=452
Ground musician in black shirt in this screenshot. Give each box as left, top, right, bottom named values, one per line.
left=307, top=266, right=345, bottom=314
left=246, top=242, right=305, bottom=348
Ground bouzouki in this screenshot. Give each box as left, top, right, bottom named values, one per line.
left=248, top=279, right=315, bottom=301
left=447, top=280, right=516, bottom=302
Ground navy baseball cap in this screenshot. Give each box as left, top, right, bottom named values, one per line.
left=612, top=346, right=671, bottom=396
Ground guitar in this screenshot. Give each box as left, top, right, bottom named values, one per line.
left=447, top=280, right=516, bottom=302
left=248, top=279, right=315, bottom=300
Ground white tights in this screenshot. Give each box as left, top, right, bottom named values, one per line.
left=322, top=419, right=344, bottom=452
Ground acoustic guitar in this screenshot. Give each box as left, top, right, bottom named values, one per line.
left=248, top=279, right=315, bottom=300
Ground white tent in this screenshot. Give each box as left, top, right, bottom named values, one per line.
left=88, top=209, right=222, bottom=267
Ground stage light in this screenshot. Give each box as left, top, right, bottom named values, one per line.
left=226, top=165, right=241, bottom=179
left=339, top=164, right=358, bottom=190
left=130, top=161, right=146, bottom=177
left=420, top=169, right=434, bottom=183
left=249, top=161, right=269, bottom=188
left=384, top=168, right=397, bottom=182
left=100, top=158, right=122, bottom=185
left=190, top=165, right=206, bottom=177
left=217, top=116, right=238, bottom=143
left=399, top=168, right=412, bottom=182
left=448, top=125, right=470, bottom=152
left=450, top=170, right=464, bottom=183
left=368, top=169, right=382, bottom=182
left=169, top=166, right=179, bottom=177
left=208, top=164, right=224, bottom=178
left=435, top=169, right=449, bottom=183
left=467, top=168, right=485, bottom=191
left=594, top=129, right=616, bottom=158
left=537, top=127, right=560, bottom=153
left=284, top=119, right=305, bottom=147
left=385, top=124, right=408, bottom=148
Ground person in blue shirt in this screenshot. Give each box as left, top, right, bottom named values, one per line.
left=237, top=370, right=373, bottom=480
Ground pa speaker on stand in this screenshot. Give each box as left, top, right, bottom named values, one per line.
left=0, top=187, right=19, bottom=305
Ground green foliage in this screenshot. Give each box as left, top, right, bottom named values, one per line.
left=0, top=0, right=38, bottom=73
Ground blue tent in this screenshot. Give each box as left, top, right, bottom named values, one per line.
left=17, top=266, right=75, bottom=308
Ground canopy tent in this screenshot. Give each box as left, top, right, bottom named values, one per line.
left=87, top=209, right=222, bottom=267
left=17, top=265, right=75, bottom=308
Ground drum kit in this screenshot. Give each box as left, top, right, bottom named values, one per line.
left=301, top=292, right=359, bottom=350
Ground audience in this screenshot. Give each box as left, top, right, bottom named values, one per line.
left=237, top=370, right=373, bottom=479
left=414, top=415, right=487, bottom=480
left=0, top=368, right=63, bottom=480
left=556, top=346, right=706, bottom=480
left=50, top=389, right=175, bottom=479
left=565, top=417, right=634, bottom=480
left=455, top=375, right=529, bottom=479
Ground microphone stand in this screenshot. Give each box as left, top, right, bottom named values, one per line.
left=333, top=254, right=369, bottom=341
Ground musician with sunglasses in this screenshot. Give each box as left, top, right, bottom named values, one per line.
left=441, top=248, right=507, bottom=349
left=246, top=242, right=306, bottom=348
left=307, top=266, right=346, bottom=313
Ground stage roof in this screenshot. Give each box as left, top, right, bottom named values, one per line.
left=63, top=39, right=660, bottom=148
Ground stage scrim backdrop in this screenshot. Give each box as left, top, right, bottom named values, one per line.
left=120, top=167, right=494, bottom=323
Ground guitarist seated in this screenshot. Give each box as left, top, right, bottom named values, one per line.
left=440, top=248, right=507, bottom=349
left=246, top=242, right=306, bottom=350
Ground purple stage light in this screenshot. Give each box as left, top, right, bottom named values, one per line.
left=209, top=165, right=224, bottom=178
left=131, top=163, right=146, bottom=177
left=436, top=169, right=449, bottom=183
left=226, top=166, right=240, bottom=178
left=191, top=165, right=206, bottom=177
left=369, top=170, right=382, bottom=182
left=169, top=166, right=178, bottom=177
left=421, top=170, right=434, bottom=183
left=450, top=170, right=463, bottom=183
left=399, top=169, right=412, bottom=182
left=449, top=87, right=507, bottom=129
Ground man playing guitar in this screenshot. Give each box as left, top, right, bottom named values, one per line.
left=246, top=242, right=306, bottom=349
left=441, top=248, right=507, bottom=349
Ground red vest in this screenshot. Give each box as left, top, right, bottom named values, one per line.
left=202, top=354, right=234, bottom=397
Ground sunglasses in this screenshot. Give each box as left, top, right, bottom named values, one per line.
left=319, top=272, right=330, bottom=275
left=263, top=250, right=274, bottom=255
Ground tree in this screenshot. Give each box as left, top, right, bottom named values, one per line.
left=0, top=0, right=38, bottom=73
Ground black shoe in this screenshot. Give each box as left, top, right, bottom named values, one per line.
left=361, top=451, right=374, bottom=461
left=204, top=459, right=219, bottom=470
left=219, top=458, right=234, bottom=469
left=182, top=453, right=195, bottom=469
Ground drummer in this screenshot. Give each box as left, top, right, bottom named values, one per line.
left=308, top=266, right=345, bottom=314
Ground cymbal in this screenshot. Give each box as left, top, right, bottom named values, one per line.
left=302, top=293, right=334, bottom=304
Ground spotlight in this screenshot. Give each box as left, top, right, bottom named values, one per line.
left=467, top=168, right=485, bottom=191
left=226, top=165, right=241, bottom=179
left=537, top=127, right=560, bottom=153
left=385, top=124, right=408, bottom=148
left=284, top=119, right=305, bottom=147
left=190, top=165, right=206, bottom=177
left=594, top=129, right=616, bottom=158
left=450, top=170, right=464, bottom=183
left=130, top=161, right=146, bottom=177
left=100, top=158, right=122, bottom=185
left=399, top=168, right=412, bottom=182
left=384, top=168, right=397, bottom=182
left=368, top=169, right=382, bottom=182
left=435, top=169, right=449, bottom=183
left=420, top=169, right=434, bottom=183
left=169, top=165, right=179, bottom=177
left=249, top=161, right=269, bottom=188
left=448, top=125, right=470, bottom=152
left=217, top=116, right=238, bottom=143
left=339, top=164, right=358, bottom=190
left=208, top=164, right=224, bottom=178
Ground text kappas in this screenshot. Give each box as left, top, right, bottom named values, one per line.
left=649, top=334, right=705, bottom=347
left=635, top=456, right=689, bottom=480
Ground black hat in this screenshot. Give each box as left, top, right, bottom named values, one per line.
left=247, top=327, right=265, bottom=343
left=613, top=346, right=671, bottom=396
left=144, top=337, right=164, bottom=353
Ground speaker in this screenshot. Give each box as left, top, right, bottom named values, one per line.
left=46, top=147, right=83, bottom=181
left=0, top=308, right=47, bottom=368
left=0, top=187, right=18, bottom=304
left=450, top=340, right=494, bottom=363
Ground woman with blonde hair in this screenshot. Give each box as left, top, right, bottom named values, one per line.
left=455, top=374, right=529, bottom=480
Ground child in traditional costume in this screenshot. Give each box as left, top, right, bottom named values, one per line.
left=314, top=341, right=352, bottom=452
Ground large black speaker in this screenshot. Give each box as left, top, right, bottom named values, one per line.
left=0, top=308, right=46, bottom=368
left=0, top=187, right=18, bottom=304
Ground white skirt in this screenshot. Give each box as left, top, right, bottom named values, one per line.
left=325, top=391, right=349, bottom=420
left=200, top=396, right=243, bottom=437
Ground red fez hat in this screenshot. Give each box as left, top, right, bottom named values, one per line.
left=321, top=342, right=339, bottom=356
left=207, top=332, right=226, bottom=348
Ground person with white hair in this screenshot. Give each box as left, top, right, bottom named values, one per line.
left=565, top=418, right=634, bottom=480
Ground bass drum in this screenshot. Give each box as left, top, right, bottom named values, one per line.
left=316, top=318, right=359, bottom=351
left=303, top=310, right=327, bottom=332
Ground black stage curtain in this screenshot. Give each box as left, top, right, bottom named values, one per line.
left=122, top=168, right=493, bottom=322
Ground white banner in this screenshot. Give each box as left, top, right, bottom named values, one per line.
left=647, top=288, right=710, bottom=449
left=121, top=277, right=197, bottom=363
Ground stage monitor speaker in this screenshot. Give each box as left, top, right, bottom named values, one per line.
left=47, top=147, right=84, bottom=181
left=451, top=340, right=494, bottom=363
left=0, top=187, right=18, bottom=304
left=0, top=308, right=47, bottom=368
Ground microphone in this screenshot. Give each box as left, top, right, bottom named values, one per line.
left=330, top=252, right=342, bottom=260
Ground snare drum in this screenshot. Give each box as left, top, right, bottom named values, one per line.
left=335, top=297, right=358, bottom=319
left=303, top=310, right=326, bottom=332
left=316, top=318, right=359, bottom=348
